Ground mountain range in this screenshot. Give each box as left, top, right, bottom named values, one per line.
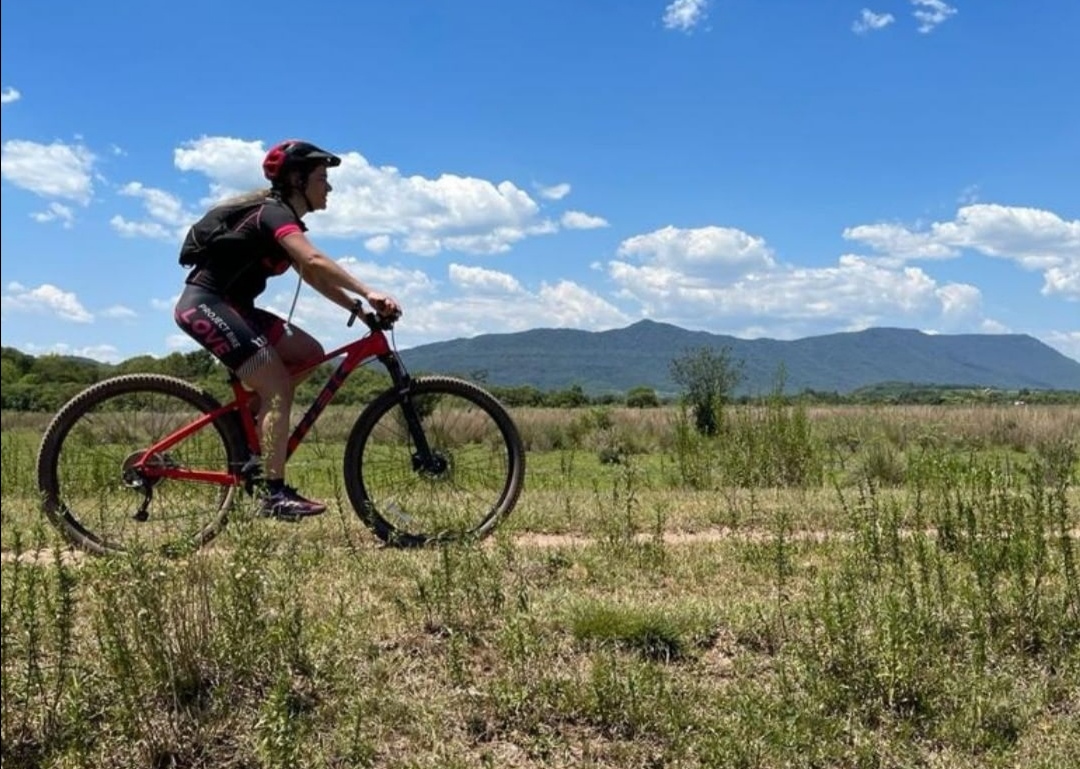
left=399, top=321, right=1080, bottom=396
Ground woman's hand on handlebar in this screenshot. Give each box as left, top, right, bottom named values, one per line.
left=366, top=291, right=401, bottom=320
left=348, top=295, right=402, bottom=329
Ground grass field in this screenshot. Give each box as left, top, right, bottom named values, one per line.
left=2, top=402, right=1078, bottom=768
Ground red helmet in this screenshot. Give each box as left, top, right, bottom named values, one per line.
left=262, top=139, right=342, bottom=185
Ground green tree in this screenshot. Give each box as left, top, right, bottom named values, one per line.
left=1, top=358, right=22, bottom=388
left=1, top=347, right=35, bottom=376
left=545, top=384, right=589, bottom=408
left=29, top=354, right=102, bottom=385
left=625, top=386, right=660, bottom=408
left=491, top=385, right=545, bottom=408
left=669, top=346, right=743, bottom=436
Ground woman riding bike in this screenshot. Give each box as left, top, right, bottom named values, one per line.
left=173, top=139, right=401, bottom=520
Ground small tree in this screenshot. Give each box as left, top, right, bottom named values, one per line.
left=625, top=386, right=660, bottom=409
left=669, top=346, right=744, bottom=436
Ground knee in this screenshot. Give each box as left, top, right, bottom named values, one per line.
left=291, top=329, right=324, bottom=362
left=276, top=331, right=324, bottom=372
left=237, top=348, right=291, bottom=393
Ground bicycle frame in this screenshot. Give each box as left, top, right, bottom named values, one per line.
left=131, top=316, right=412, bottom=488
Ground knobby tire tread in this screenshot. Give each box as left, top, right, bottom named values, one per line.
left=36, top=374, right=248, bottom=556
left=342, top=376, right=525, bottom=547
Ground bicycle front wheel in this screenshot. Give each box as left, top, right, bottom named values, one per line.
left=343, top=376, right=525, bottom=547
left=36, top=374, right=249, bottom=556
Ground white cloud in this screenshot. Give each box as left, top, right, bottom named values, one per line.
left=912, top=0, right=958, bottom=33
left=30, top=202, right=75, bottom=228
left=0, top=139, right=96, bottom=204
left=364, top=234, right=392, bottom=254
left=150, top=297, right=177, bottom=312
left=119, top=182, right=194, bottom=227
left=606, top=222, right=987, bottom=337
left=932, top=205, right=1079, bottom=264
left=842, top=222, right=957, bottom=262
left=846, top=204, right=1080, bottom=300
left=1, top=282, right=94, bottom=323
left=173, top=136, right=560, bottom=256
left=936, top=283, right=981, bottom=318
left=165, top=333, right=199, bottom=352
left=336, top=257, right=440, bottom=304
left=0, top=86, right=21, bottom=105
left=449, top=264, right=525, bottom=295
left=101, top=305, right=138, bottom=320
left=109, top=215, right=174, bottom=240
left=537, top=182, right=571, bottom=201
left=979, top=318, right=1009, bottom=335
left=1044, top=331, right=1080, bottom=363
left=265, top=257, right=627, bottom=349
left=537, top=280, right=631, bottom=328
left=663, top=0, right=709, bottom=32
left=387, top=279, right=628, bottom=345
left=606, top=205, right=1076, bottom=343
left=853, top=9, right=895, bottom=34
left=110, top=182, right=198, bottom=241
left=617, top=225, right=777, bottom=274
left=174, top=136, right=266, bottom=202
left=317, top=156, right=552, bottom=253
left=1043, top=265, right=1080, bottom=300
left=436, top=221, right=559, bottom=255
left=561, top=210, right=610, bottom=230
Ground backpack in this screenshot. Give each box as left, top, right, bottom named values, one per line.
left=178, top=199, right=266, bottom=268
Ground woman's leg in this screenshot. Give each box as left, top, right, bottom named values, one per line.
left=235, top=348, right=292, bottom=481
left=242, top=313, right=325, bottom=417
left=174, top=289, right=325, bottom=518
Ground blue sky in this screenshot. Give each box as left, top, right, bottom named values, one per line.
left=2, top=0, right=1078, bottom=366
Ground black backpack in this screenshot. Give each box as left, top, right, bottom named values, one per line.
left=178, top=198, right=267, bottom=268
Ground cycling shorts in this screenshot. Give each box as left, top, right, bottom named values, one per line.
left=173, top=284, right=286, bottom=372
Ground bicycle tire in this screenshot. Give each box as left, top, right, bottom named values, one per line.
left=343, top=376, right=525, bottom=547
left=36, top=374, right=249, bottom=556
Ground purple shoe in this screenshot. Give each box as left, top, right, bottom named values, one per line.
left=259, top=485, right=327, bottom=521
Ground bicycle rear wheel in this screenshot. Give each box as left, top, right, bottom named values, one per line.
left=36, top=374, right=248, bottom=556
left=343, top=376, right=525, bottom=547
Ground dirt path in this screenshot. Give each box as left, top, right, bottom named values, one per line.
left=5, top=526, right=1079, bottom=565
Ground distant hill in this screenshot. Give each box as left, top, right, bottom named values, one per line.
left=399, top=321, right=1080, bottom=396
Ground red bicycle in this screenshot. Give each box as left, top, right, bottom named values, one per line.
left=35, top=307, right=525, bottom=555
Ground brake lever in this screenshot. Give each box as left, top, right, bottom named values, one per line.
left=347, top=301, right=400, bottom=331
left=347, top=300, right=364, bottom=328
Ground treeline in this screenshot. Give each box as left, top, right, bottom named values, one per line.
left=2, top=347, right=1078, bottom=412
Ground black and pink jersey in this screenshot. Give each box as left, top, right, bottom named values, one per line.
left=186, top=197, right=307, bottom=306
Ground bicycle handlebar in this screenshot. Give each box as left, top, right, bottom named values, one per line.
left=347, top=300, right=400, bottom=331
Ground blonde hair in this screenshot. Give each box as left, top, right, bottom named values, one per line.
left=215, top=188, right=274, bottom=207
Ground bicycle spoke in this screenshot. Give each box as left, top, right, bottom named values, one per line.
left=38, top=375, right=246, bottom=555
left=344, top=376, right=525, bottom=546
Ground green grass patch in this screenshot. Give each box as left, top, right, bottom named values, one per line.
left=2, top=405, right=1078, bottom=767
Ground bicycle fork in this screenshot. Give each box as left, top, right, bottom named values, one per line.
left=382, top=355, right=448, bottom=478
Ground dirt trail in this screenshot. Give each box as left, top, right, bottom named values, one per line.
left=4, top=526, right=1079, bottom=565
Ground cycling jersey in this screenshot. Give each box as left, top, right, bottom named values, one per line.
left=185, top=197, right=308, bottom=306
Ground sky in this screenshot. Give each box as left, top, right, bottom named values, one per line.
left=2, top=0, right=1078, bottom=366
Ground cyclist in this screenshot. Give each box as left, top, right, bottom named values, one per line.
left=174, top=139, right=401, bottom=520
